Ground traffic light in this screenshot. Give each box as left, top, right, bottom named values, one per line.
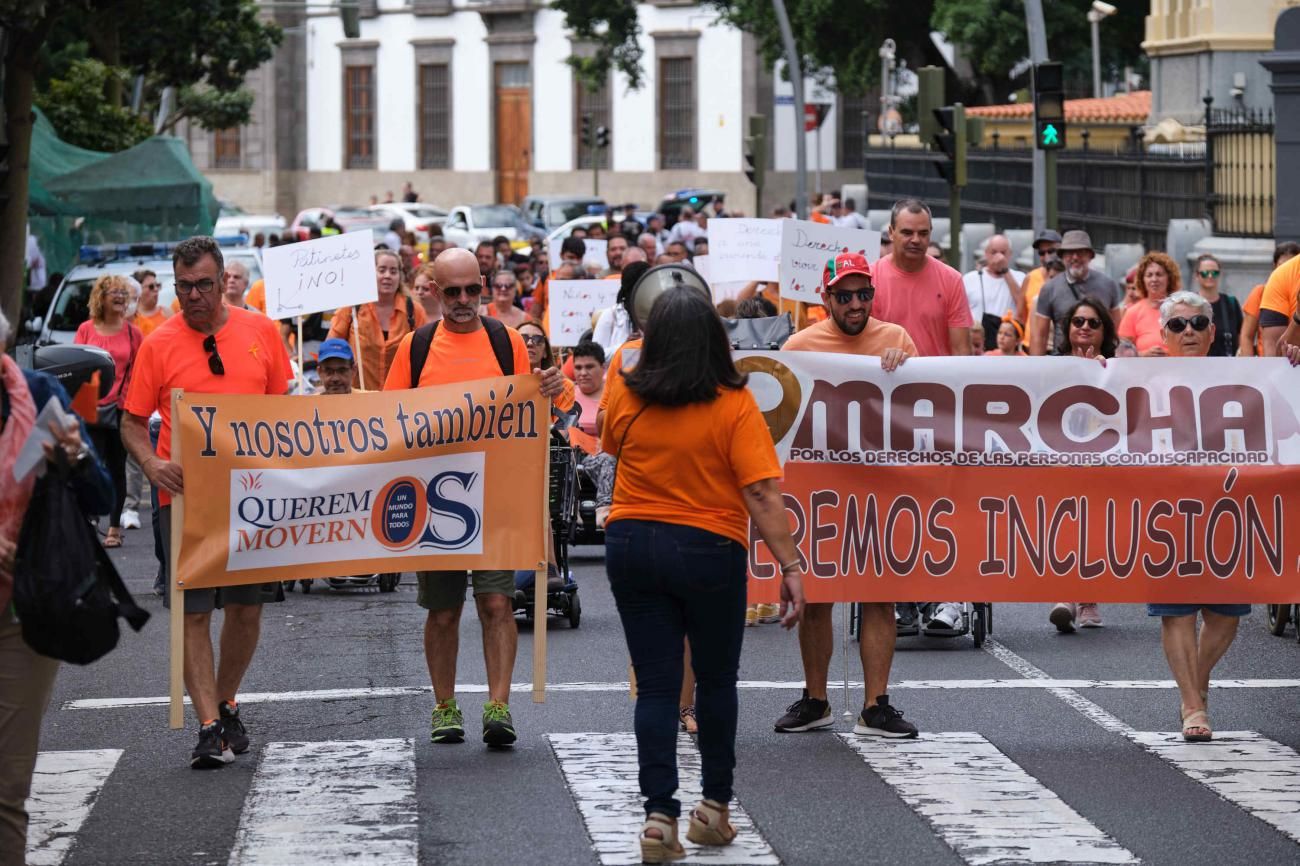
left=580, top=113, right=593, bottom=149
left=1033, top=61, right=1065, bottom=150
left=917, top=66, right=944, bottom=144
left=595, top=125, right=610, bottom=149
left=744, top=114, right=766, bottom=189
left=340, top=1, right=360, bottom=38
left=931, top=104, right=968, bottom=187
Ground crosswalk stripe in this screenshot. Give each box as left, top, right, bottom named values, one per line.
left=838, top=733, right=1139, bottom=865
left=1131, top=731, right=1300, bottom=843
left=549, top=733, right=780, bottom=865
left=228, top=739, right=418, bottom=866
left=26, top=749, right=123, bottom=866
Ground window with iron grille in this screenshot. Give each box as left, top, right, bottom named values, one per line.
left=419, top=63, right=451, bottom=169
left=575, top=78, right=611, bottom=170
left=213, top=127, right=242, bottom=169
left=839, top=93, right=869, bottom=170
left=345, top=65, right=375, bottom=169
left=658, top=57, right=695, bottom=170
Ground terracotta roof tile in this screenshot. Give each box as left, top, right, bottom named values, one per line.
left=966, top=90, right=1150, bottom=123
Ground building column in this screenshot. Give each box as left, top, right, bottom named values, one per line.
left=1261, top=7, right=1300, bottom=241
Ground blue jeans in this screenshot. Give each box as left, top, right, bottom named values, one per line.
left=605, top=519, right=748, bottom=818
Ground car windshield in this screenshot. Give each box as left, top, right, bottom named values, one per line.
left=547, top=201, right=602, bottom=226
left=471, top=206, right=517, bottom=227
left=47, top=267, right=177, bottom=333
left=224, top=250, right=263, bottom=284
left=407, top=205, right=447, bottom=218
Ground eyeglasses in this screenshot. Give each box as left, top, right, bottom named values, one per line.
left=1037, top=247, right=1060, bottom=257
left=1198, top=269, right=1221, bottom=278
left=202, top=334, right=225, bottom=376
left=831, top=288, right=875, bottom=305
left=1165, top=314, right=1211, bottom=334
left=492, top=282, right=515, bottom=291
left=176, top=278, right=217, bottom=295
left=1070, top=316, right=1102, bottom=330
left=441, top=283, right=483, bottom=300
left=521, top=334, right=547, bottom=347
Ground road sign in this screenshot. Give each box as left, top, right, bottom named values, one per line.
left=804, top=103, right=830, bottom=132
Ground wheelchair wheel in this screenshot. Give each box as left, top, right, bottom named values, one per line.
left=300, top=579, right=312, bottom=594
left=1267, top=604, right=1290, bottom=636
left=568, top=592, right=582, bottom=629
left=972, top=605, right=987, bottom=648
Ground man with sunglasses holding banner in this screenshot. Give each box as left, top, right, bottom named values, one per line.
left=773, top=252, right=921, bottom=739
left=121, top=236, right=293, bottom=770
left=383, top=247, right=566, bottom=749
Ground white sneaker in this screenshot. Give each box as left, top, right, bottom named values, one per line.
left=923, top=602, right=963, bottom=635
left=121, top=509, right=141, bottom=530
left=1077, top=603, right=1103, bottom=628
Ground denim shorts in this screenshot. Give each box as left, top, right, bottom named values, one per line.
left=1146, top=604, right=1251, bottom=618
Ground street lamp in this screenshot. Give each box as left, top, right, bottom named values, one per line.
left=879, top=39, right=897, bottom=136
left=1087, top=1, right=1117, bottom=99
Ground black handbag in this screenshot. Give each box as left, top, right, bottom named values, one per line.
left=722, top=313, right=794, bottom=350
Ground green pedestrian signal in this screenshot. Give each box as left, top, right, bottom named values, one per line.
left=1035, top=118, right=1065, bottom=150
left=1042, top=124, right=1059, bottom=146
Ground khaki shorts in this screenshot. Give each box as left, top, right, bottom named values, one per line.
left=160, top=506, right=282, bottom=614
left=417, top=570, right=514, bottom=611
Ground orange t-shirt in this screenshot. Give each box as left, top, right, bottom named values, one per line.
left=328, top=295, right=427, bottom=391
left=600, top=380, right=782, bottom=545
left=1020, top=267, right=1047, bottom=345
left=599, top=338, right=643, bottom=412
left=1117, top=301, right=1164, bottom=354
left=782, top=316, right=916, bottom=356
left=132, top=308, right=168, bottom=338
left=1260, top=254, right=1300, bottom=319
left=123, top=306, right=293, bottom=505
left=245, top=279, right=267, bottom=313
left=383, top=321, right=530, bottom=390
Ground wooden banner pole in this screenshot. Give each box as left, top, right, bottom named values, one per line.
left=296, top=315, right=305, bottom=394
left=532, top=398, right=551, bottom=704
left=168, top=389, right=185, bottom=730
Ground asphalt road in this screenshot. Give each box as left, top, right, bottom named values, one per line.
left=29, top=513, right=1300, bottom=866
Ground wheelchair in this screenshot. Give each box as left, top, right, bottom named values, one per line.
left=1265, top=604, right=1300, bottom=642
left=850, top=601, right=993, bottom=648
left=512, top=426, right=582, bottom=628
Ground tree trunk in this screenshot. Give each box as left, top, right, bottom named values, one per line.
left=1, top=21, right=49, bottom=338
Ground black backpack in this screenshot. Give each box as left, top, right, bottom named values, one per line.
left=12, top=456, right=149, bottom=664
left=409, top=317, right=515, bottom=388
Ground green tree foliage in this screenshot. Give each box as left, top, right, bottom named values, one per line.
left=35, top=58, right=152, bottom=150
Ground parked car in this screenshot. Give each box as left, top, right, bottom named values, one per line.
left=289, top=206, right=391, bottom=242
left=30, top=238, right=262, bottom=346
left=658, top=188, right=727, bottom=228
left=366, top=202, right=448, bottom=245
left=521, top=195, right=606, bottom=231
left=441, top=204, right=546, bottom=248
left=214, top=200, right=287, bottom=238
left=545, top=215, right=609, bottom=247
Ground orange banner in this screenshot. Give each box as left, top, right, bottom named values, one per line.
left=741, top=353, right=1300, bottom=603
left=175, top=376, right=548, bottom=589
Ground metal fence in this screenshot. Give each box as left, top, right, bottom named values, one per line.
left=1205, top=101, right=1275, bottom=238
left=864, top=141, right=1207, bottom=252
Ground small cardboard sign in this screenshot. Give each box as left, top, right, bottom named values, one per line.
left=778, top=219, right=880, bottom=304
left=548, top=279, right=620, bottom=347
left=262, top=231, right=379, bottom=319
left=708, top=218, right=782, bottom=283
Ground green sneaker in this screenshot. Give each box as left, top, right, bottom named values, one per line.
left=431, top=699, right=465, bottom=744
left=482, top=700, right=517, bottom=748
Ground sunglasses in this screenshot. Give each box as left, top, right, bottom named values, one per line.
left=1198, top=269, right=1221, bottom=278
left=203, top=334, right=225, bottom=376
left=1037, top=247, right=1060, bottom=257
left=176, top=278, right=217, bottom=295
left=1071, top=316, right=1102, bottom=330
left=1165, top=314, right=1211, bottom=334
left=492, top=282, right=516, bottom=291
left=441, top=283, right=483, bottom=300
left=831, top=288, right=875, bottom=305
left=521, top=334, right=547, bottom=347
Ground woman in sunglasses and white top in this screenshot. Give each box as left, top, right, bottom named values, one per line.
left=1192, top=253, right=1242, bottom=357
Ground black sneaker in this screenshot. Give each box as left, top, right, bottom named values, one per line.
left=895, top=602, right=920, bottom=636
left=219, top=701, right=250, bottom=754
left=482, top=701, right=517, bottom=748
left=853, top=695, right=919, bottom=739
left=191, top=721, right=234, bottom=769
left=774, top=691, right=833, bottom=732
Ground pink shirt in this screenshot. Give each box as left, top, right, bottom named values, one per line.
left=574, top=386, right=602, bottom=436
left=871, top=255, right=973, bottom=356
left=74, top=320, right=143, bottom=407
left=1117, top=301, right=1164, bottom=354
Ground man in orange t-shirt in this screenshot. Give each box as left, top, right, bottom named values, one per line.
left=130, top=269, right=170, bottom=337
left=1256, top=241, right=1300, bottom=355
left=383, top=248, right=564, bottom=749
left=121, top=237, right=292, bottom=771
left=775, top=251, right=919, bottom=740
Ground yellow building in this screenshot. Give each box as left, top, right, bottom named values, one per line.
left=964, top=92, right=1151, bottom=151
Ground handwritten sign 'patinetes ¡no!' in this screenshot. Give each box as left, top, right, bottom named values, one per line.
left=262, top=230, right=379, bottom=320
left=548, top=280, right=620, bottom=347
left=779, top=219, right=881, bottom=304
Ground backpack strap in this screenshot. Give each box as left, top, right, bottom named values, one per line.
left=408, top=316, right=516, bottom=389
left=409, top=320, right=439, bottom=390
left=404, top=295, right=415, bottom=334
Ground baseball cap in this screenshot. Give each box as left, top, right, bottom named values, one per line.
left=1032, top=229, right=1062, bottom=249
left=317, top=338, right=354, bottom=364
left=822, top=251, right=872, bottom=290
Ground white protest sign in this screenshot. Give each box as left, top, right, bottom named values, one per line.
left=548, top=236, right=608, bottom=276
left=779, top=219, right=881, bottom=304
left=708, top=218, right=781, bottom=283
left=262, top=230, right=379, bottom=319
left=691, top=256, right=746, bottom=304
left=548, top=279, right=620, bottom=347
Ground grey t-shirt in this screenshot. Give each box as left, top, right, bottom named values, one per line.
left=1035, top=269, right=1122, bottom=349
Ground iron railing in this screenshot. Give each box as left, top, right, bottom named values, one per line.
left=1205, top=100, right=1275, bottom=238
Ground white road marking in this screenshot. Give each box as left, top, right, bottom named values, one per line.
left=228, top=739, right=418, bottom=866
left=549, top=732, right=780, bottom=865
left=983, top=639, right=1136, bottom=735
left=26, top=749, right=123, bottom=866
left=59, top=677, right=1300, bottom=711
left=839, top=733, right=1138, bottom=865
left=1130, top=732, right=1300, bottom=843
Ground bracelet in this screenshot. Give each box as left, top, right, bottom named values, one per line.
left=780, top=560, right=802, bottom=574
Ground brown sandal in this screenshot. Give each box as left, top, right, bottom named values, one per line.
left=640, top=813, right=685, bottom=863
left=103, top=528, right=123, bottom=549
left=687, top=799, right=737, bottom=846
left=678, top=705, right=697, bottom=734
left=1181, top=705, right=1212, bottom=742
